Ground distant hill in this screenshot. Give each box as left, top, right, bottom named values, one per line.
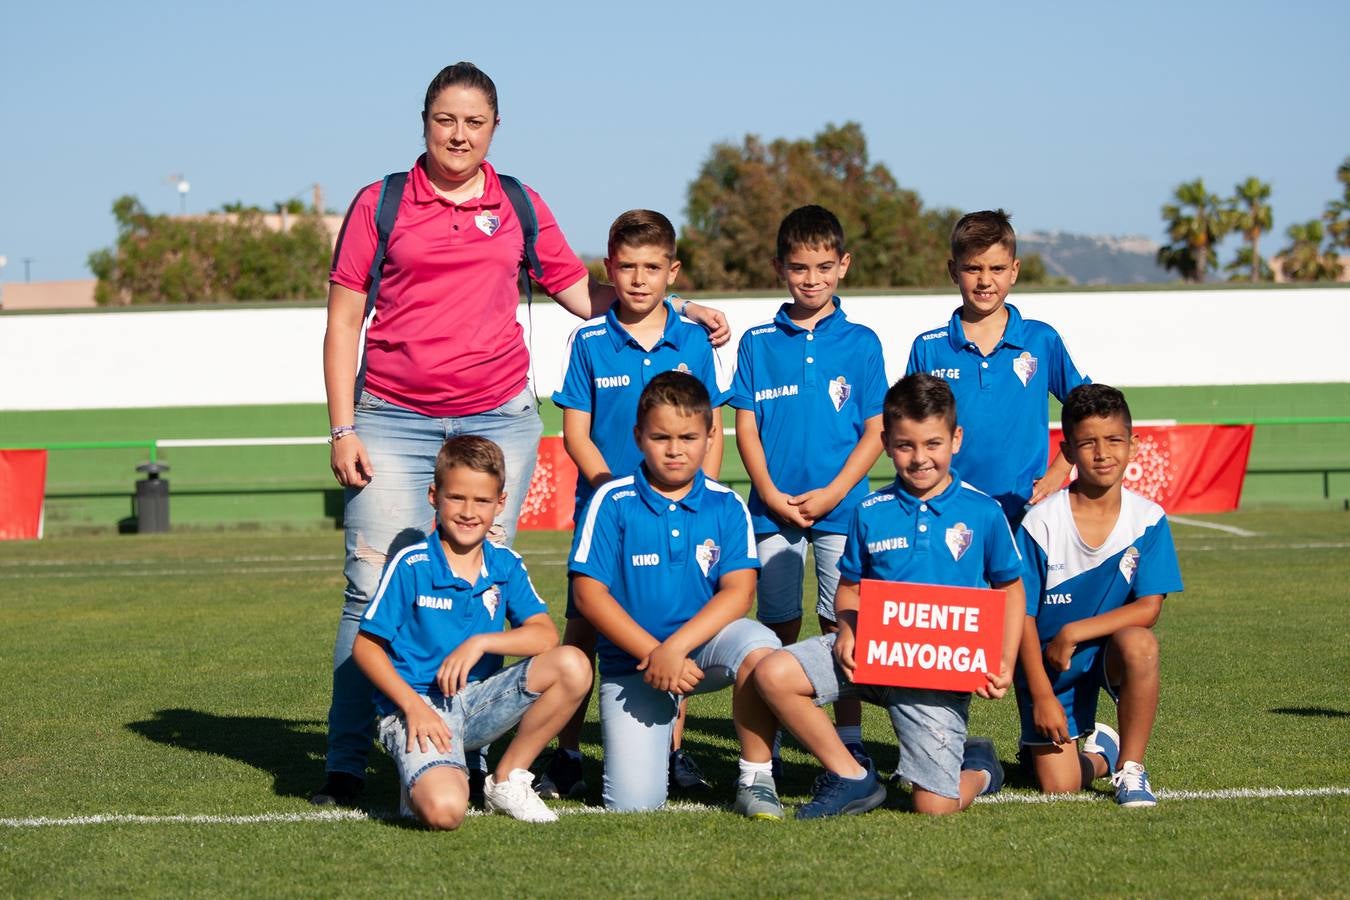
left=1020, top=231, right=1173, bottom=286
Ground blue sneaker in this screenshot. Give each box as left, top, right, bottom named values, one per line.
left=1083, top=722, right=1121, bottom=776
left=1112, top=761, right=1158, bottom=808
left=796, top=762, right=887, bottom=820
left=845, top=741, right=872, bottom=769
left=961, top=737, right=1005, bottom=796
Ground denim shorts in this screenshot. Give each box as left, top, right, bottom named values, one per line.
left=599, top=618, right=780, bottom=811
left=377, top=659, right=539, bottom=789
left=755, top=526, right=847, bottom=624
left=786, top=634, right=971, bottom=799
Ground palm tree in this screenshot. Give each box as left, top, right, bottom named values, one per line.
left=1279, top=220, right=1341, bottom=281
left=1158, top=179, right=1233, bottom=283
left=1323, top=156, right=1350, bottom=253
left=1224, top=247, right=1273, bottom=282
left=1230, top=177, right=1273, bottom=283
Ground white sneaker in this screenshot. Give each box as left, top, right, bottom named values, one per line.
left=484, top=769, right=558, bottom=823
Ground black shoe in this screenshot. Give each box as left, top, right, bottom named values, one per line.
left=668, top=749, right=713, bottom=794
left=310, top=772, right=364, bottom=807
left=536, top=750, right=588, bottom=800
left=469, top=767, right=487, bottom=808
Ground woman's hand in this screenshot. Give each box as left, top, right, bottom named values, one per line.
left=331, top=434, right=374, bottom=487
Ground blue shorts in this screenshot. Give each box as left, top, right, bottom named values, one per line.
left=377, top=659, right=539, bottom=789
left=785, top=634, right=970, bottom=799
left=1014, top=647, right=1120, bottom=746
left=755, top=526, right=846, bottom=624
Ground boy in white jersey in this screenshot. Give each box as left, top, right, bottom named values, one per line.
left=1015, top=384, right=1183, bottom=807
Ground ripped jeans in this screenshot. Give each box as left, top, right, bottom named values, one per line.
left=324, top=387, right=543, bottom=778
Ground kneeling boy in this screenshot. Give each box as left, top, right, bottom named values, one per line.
left=570, top=371, right=783, bottom=816
left=754, top=374, right=1025, bottom=817
left=352, top=436, right=591, bottom=830
left=1015, top=384, right=1183, bottom=807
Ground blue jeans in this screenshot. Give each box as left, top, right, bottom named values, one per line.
left=599, top=618, right=779, bottom=811
left=325, top=387, right=544, bottom=778
left=755, top=526, right=847, bottom=624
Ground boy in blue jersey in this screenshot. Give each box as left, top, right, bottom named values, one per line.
left=570, top=372, right=784, bottom=816
left=906, top=209, right=1089, bottom=523
left=1016, top=384, right=1183, bottom=807
left=754, top=374, right=1025, bottom=818
left=731, top=205, right=887, bottom=768
left=352, top=436, right=592, bottom=830
left=543, top=210, right=730, bottom=799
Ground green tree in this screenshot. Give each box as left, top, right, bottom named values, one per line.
left=1229, top=176, right=1273, bottom=283
left=681, top=123, right=955, bottom=290
left=1157, top=178, right=1233, bottom=283
left=1322, top=155, right=1350, bottom=253
left=88, top=195, right=331, bottom=304
left=1278, top=220, right=1341, bottom=281
left=1223, top=247, right=1273, bottom=282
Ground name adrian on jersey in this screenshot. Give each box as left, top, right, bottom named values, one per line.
left=594, top=374, right=632, bottom=389
left=755, top=384, right=800, bottom=402
left=416, top=594, right=454, bottom=610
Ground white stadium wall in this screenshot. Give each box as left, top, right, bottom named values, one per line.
left=1, top=288, right=1347, bottom=412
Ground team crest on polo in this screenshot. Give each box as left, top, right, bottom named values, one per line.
left=676, top=363, right=690, bottom=374
left=945, top=523, right=973, bottom=561
left=695, top=539, right=721, bottom=577
left=1013, top=352, right=1038, bottom=386
left=1119, top=546, right=1140, bottom=583
left=474, top=213, right=500, bottom=236
left=828, top=376, right=851, bottom=412
left=482, top=586, right=501, bottom=619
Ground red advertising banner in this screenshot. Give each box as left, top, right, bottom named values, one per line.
left=517, top=436, right=580, bottom=531
left=0, top=449, right=48, bottom=540
left=1048, top=424, right=1254, bottom=514
left=852, top=579, right=1006, bottom=692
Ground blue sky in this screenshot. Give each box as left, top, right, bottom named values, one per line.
left=2, top=0, right=1347, bottom=282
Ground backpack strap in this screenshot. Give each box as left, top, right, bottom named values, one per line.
left=497, top=173, right=540, bottom=304
left=352, top=171, right=408, bottom=399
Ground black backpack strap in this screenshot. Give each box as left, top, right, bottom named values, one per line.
left=353, top=171, right=408, bottom=399
left=497, top=174, right=540, bottom=304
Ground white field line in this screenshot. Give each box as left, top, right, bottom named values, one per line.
left=157, top=437, right=329, bottom=448
left=1170, top=516, right=1261, bottom=537
left=5, top=787, right=1347, bottom=828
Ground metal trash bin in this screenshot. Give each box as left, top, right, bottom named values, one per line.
left=135, top=462, right=171, bottom=533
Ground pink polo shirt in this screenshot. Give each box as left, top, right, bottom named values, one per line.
left=331, top=157, right=588, bottom=417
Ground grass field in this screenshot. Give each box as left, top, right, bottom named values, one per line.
left=2, top=511, right=1348, bottom=896
left=4, top=383, right=1350, bottom=533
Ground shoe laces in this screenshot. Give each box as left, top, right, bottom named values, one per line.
left=807, top=771, right=852, bottom=806
left=742, top=776, right=777, bottom=803
left=1112, top=763, right=1149, bottom=793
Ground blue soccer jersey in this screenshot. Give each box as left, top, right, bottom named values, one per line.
left=552, top=298, right=730, bottom=513
left=838, top=469, right=1023, bottom=589
left=360, top=534, right=549, bottom=715
left=905, top=304, right=1088, bottom=519
left=569, top=466, right=760, bottom=677
left=729, top=298, right=887, bottom=535
left=1016, top=488, right=1183, bottom=689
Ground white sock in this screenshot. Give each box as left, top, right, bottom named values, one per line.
left=836, top=725, right=862, bottom=746
left=738, top=758, right=773, bottom=787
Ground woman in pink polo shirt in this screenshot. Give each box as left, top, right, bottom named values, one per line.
left=313, top=62, right=727, bottom=806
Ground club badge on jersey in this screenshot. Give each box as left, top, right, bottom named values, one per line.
left=946, top=523, right=973, bottom=561
left=474, top=212, right=500, bottom=236
left=828, top=375, right=852, bottom=412
left=1119, top=546, right=1140, bottom=583
left=1013, top=351, right=1038, bottom=387
left=695, top=539, right=721, bottom=577
left=482, top=586, right=501, bottom=619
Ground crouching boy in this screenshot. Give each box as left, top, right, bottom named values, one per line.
left=352, top=436, right=591, bottom=829
left=1015, top=384, right=1183, bottom=807
left=570, top=371, right=784, bottom=816
left=754, top=374, right=1025, bottom=817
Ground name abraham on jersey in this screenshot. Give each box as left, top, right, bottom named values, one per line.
left=945, top=523, right=973, bottom=561
left=1119, top=546, right=1140, bottom=582
left=867, top=536, right=910, bottom=554
left=755, top=384, right=800, bottom=403
left=1013, top=351, right=1038, bottom=387
left=828, top=376, right=851, bottom=412
left=594, top=374, right=632, bottom=389
left=695, top=539, right=720, bottom=577
left=416, top=594, right=453, bottom=611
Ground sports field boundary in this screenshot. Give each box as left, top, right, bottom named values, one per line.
left=5, top=786, right=1347, bottom=829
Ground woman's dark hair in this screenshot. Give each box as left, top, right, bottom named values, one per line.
left=422, top=62, right=499, bottom=127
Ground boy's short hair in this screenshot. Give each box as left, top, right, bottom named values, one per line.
left=950, top=209, right=1017, bottom=261
left=433, top=435, right=507, bottom=492
left=608, top=209, right=677, bottom=260
left=776, top=205, right=846, bottom=261
left=636, top=370, right=713, bottom=430
left=883, top=373, right=958, bottom=432
left=1061, top=383, right=1133, bottom=439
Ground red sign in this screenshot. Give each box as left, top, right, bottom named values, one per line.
left=852, top=579, right=1006, bottom=692
left=0, top=449, right=47, bottom=541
